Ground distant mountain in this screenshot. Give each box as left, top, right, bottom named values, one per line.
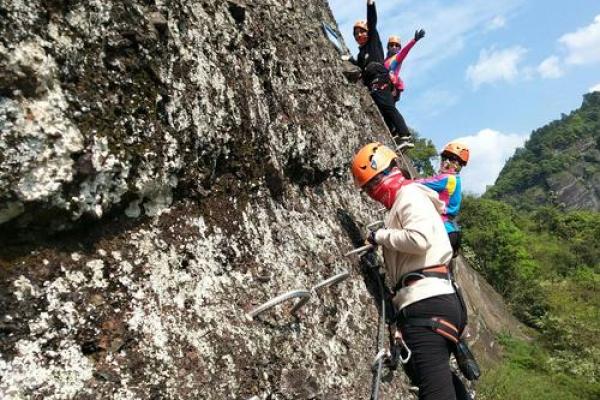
left=486, top=92, right=600, bottom=210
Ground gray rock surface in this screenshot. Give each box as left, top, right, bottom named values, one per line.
left=0, top=1, right=523, bottom=399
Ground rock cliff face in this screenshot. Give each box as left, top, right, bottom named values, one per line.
left=1, top=1, right=522, bottom=399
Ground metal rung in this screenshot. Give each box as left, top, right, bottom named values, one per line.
left=249, top=290, right=311, bottom=318
left=290, top=295, right=311, bottom=315
left=312, top=271, right=350, bottom=291
left=250, top=270, right=351, bottom=318
left=344, top=244, right=374, bottom=257
left=366, top=220, right=384, bottom=230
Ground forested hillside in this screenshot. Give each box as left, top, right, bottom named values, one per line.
left=462, top=198, right=599, bottom=399
left=455, top=91, right=600, bottom=399
left=486, top=92, right=600, bottom=211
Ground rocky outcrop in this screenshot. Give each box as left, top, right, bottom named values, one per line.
left=1, top=1, right=523, bottom=399
left=0, top=0, right=380, bottom=233
left=453, top=256, right=527, bottom=367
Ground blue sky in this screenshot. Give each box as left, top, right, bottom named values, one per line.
left=327, top=0, right=600, bottom=194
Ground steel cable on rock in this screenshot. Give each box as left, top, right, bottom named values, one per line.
left=370, top=260, right=387, bottom=400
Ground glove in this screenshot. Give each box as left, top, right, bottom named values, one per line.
left=341, top=54, right=351, bottom=61
left=366, top=229, right=378, bottom=246
left=414, top=29, right=425, bottom=41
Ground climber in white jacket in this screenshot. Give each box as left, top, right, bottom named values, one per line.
left=352, top=142, right=470, bottom=400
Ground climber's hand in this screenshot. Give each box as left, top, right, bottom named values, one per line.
left=341, top=54, right=351, bottom=61
left=365, top=230, right=378, bottom=247
left=414, top=29, right=425, bottom=41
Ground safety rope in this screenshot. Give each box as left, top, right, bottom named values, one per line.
left=370, top=265, right=387, bottom=400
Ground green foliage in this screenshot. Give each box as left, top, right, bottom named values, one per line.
left=529, top=207, right=600, bottom=272
left=460, top=196, right=545, bottom=323
left=461, top=197, right=600, bottom=394
left=407, top=132, right=437, bottom=176
left=479, top=336, right=600, bottom=400
left=462, top=93, right=600, bottom=398
left=485, top=92, right=600, bottom=209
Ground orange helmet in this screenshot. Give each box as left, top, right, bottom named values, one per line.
left=388, top=36, right=401, bottom=47
left=353, top=20, right=368, bottom=32
left=351, top=143, right=398, bottom=187
left=441, top=141, right=470, bottom=166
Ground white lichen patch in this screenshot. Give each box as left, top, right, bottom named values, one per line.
left=0, top=40, right=84, bottom=223
left=63, top=269, right=86, bottom=286
left=86, top=259, right=108, bottom=289
left=0, top=341, right=94, bottom=400
left=10, top=89, right=84, bottom=202
left=13, top=275, right=40, bottom=301
left=117, top=260, right=134, bottom=287
left=0, top=39, right=56, bottom=94
left=72, top=135, right=131, bottom=220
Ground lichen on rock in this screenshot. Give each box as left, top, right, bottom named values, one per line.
left=0, top=1, right=523, bottom=399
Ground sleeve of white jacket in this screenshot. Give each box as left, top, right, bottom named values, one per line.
left=374, top=187, right=434, bottom=254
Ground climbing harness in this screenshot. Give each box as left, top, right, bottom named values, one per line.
left=395, top=262, right=481, bottom=381
left=369, top=81, right=389, bottom=92
left=249, top=271, right=351, bottom=319
left=449, top=259, right=481, bottom=381
left=455, top=338, right=481, bottom=381
left=393, top=264, right=450, bottom=293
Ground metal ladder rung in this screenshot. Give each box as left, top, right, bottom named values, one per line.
left=249, top=290, right=311, bottom=318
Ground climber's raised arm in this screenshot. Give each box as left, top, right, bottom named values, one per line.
left=367, top=0, right=377, bottom=32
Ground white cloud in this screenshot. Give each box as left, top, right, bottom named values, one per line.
left=487, top=15, right=506, bottom=31
left=453, top=129, right=528, bottom=195
left=466, top=46, right=527, bottom=88
left=559, top=14, right=600, bottom=65
left=589, top=82, right=600, bottom=93
left=537, top=56, right=564, bottom=79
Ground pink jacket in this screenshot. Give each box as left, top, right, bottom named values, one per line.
left=384, top=38, right=416, bottom=92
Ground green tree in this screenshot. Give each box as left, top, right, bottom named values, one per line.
left=407, top=131, right=437, bottom=176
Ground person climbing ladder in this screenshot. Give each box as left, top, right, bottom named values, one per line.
left=385, top=29, right=425, bottom=103
left=346, top=0, right=414, bottom=150
left=351, top=143, right=472, bottom=400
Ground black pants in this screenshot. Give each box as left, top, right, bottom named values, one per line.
left=448, top=231, right=461, bottom=258
left=392, top=88, right=402, bottom=103
left=370, top=86, right=411, bottom=138
left=400, top=294, right=469, bottom=400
